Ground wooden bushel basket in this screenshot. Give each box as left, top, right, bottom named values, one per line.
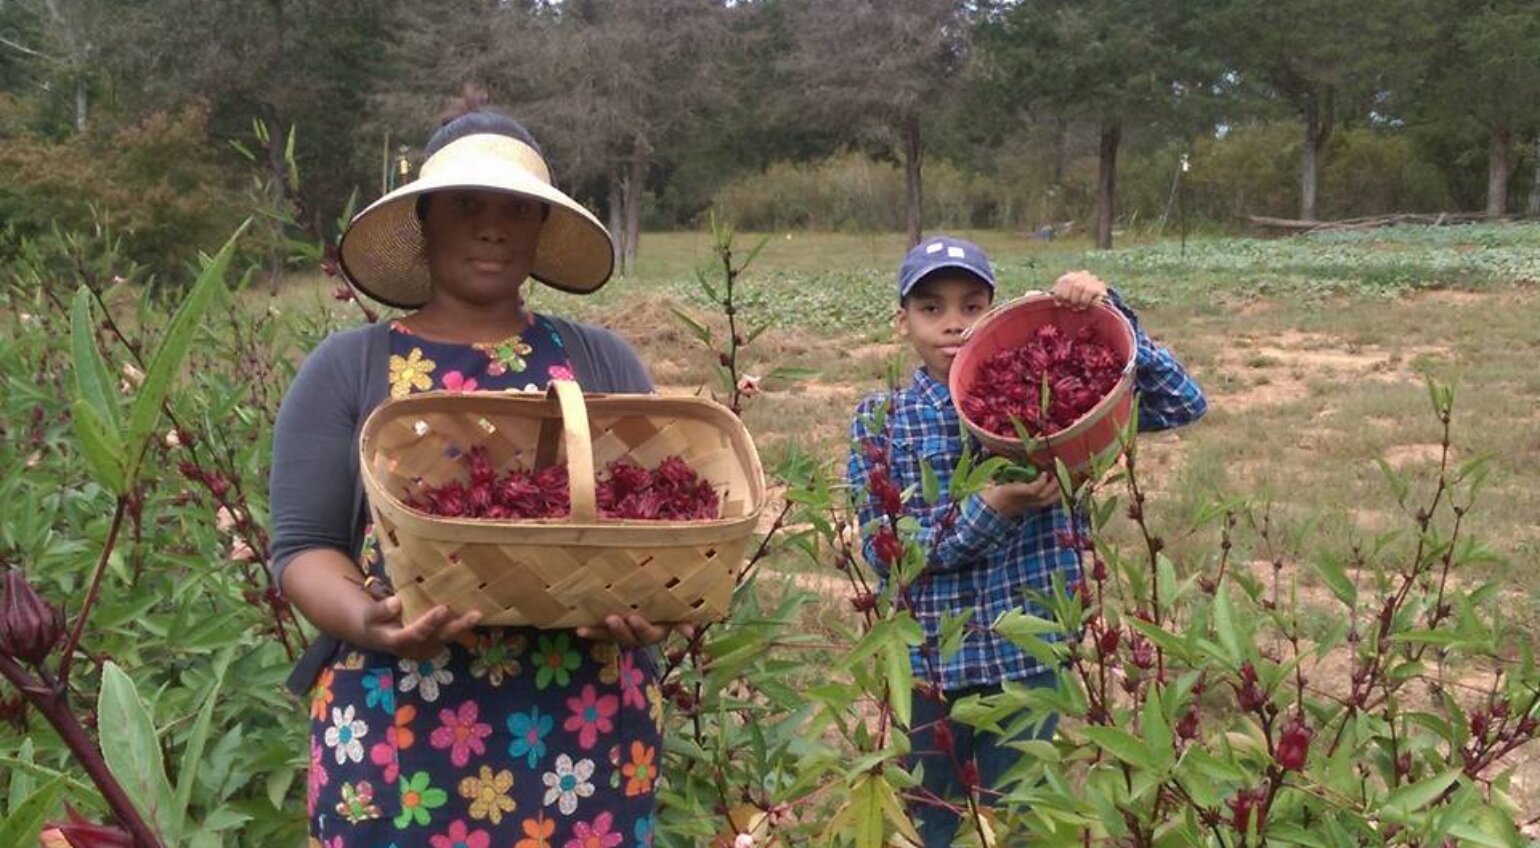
left=359, top=381, right=766, bottom=629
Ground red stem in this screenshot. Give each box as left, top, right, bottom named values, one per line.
left=57, top=498, right=127, bottom=686
left=0, top=656, right=165, bottom=848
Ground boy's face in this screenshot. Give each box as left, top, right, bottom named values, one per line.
left=897, top=273, right=992, bottom=381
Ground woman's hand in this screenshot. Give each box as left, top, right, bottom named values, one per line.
left=359, top=596, right=482, bottom=661
left=576, top=614, right=695, bottom=648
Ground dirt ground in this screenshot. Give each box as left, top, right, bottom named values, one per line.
left=600, top=285, right=1540, bottom=830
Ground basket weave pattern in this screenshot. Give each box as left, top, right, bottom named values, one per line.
left=359, top=383, right=765, bottom=628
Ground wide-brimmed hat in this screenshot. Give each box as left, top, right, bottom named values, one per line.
left=338, top=133, right=615, bottom=309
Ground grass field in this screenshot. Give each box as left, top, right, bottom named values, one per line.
left=278, top=224, right=1540, bottom=579
left=264, top=223, right=1540, bottom=822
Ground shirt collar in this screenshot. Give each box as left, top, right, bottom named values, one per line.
left=911, top=367, right=952, bottom=409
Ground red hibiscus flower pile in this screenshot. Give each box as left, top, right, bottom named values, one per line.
left=960, top=323, right=1124, bottom=438
left=405, top=447, right=720, bottom=521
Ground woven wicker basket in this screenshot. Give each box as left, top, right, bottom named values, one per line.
left=359, top=381, right=766, bottom=628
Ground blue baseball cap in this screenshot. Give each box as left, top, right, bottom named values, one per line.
left=897, top=236, right=996, bottom=301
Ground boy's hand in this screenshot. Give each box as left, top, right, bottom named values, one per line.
left=980, top=475, right=1061, bottom=518
left=1051, top=271, right=1109, bottom=310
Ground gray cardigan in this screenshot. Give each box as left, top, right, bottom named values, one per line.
left=269, top=316, right=653, bottom=692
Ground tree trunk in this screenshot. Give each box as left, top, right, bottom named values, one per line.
left=1054, top=117, right=1071, bottom=187
left=902, top=113, right=923, bottom=248
left=607, top=165, right=625, bottom=275
left=1486, top=123, right=1511, bottom=218
left=1299, top=88, right=1334, bottom=222
left=623, top=134, right=645, bottom=276
left=1095, top=121, right=1120, bottom=250
left=1527, top=136, right=1540, bottom=217
left=74, top=79, right=87, bottom=133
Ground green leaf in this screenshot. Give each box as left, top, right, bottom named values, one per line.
left=7, top=738, right=34, bottom=812
left=1382, top=768, right=1463, bottom=821
left=1310, top=553, right=1357, bottom=607
left=1213, top=587, right=1241, bottom=664
left=852, top=773, right=887, bottom=848
left=0, top=775, right=65, bottom=848
left=99, top=661, right=175, bottom=837
left=881, top=636, right=914, bottom=728
left=171, top=647, right=234, bottom=843
left=71, top=399, right=126, bottom=494
left=1081, top=726, right=1157, bottom=770
left=920, top=459, right=940, bottom=505
left=671, top=307, right=714, bottom=345
left=125, top=221, right=248, bottom=482
left=70, top=286, right=121, bottom=429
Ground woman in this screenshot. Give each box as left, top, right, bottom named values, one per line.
left=270, top=109, right=672, bottom=847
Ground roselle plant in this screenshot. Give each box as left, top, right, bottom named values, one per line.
left=0, top=222, right=313, bottom=848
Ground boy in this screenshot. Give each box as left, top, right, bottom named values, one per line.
left=846, top=236, right=1206, bottom=846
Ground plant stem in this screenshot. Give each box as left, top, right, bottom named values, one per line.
left=57, top=497, right=127, bottom=686
left=0, top=656, right=165, bottom=848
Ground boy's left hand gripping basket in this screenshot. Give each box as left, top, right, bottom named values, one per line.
left=359, top=381, right=766, bottom=629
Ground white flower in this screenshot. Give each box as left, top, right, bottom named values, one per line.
left=163, top=429, right=182, bottom=448
left=228, top=539, right=256, bottom=562
left=735, top=834, right=756, bottom=848
left=397, top=650, right=454, bottom=702
left=216, top=506, right=241, bottom=532
left=324, top=705, right=368, bottom=764
left=736, top=374, right=762, bottom=397
left=121, top=362, right=145, bottom=388
left=541, top=753, right=595, bottom=815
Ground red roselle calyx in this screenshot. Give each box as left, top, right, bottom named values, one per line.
left=1176, top=709, right=1200, bottom=741
left=1226, top=787, right=1266, bottom=832
left=959, top=323, right=1123, bottom=438
left=871, top=527, right=904, bottom=568
left=1274, top=713, right=1314, bottom=771
left=0, top=568, right=64, bottom=666
left=406, top=449, right=720, bottom=521
left=1233, top=662, right=1268, bottom=714
left=39, top=806, right=134, bottom=848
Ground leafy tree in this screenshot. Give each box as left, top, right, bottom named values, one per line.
left=782, top=0, right=972, bottom=248
left=979, top=0, right=1214, bottom=248
left=1208, top=0, right=1432, bottom=222
left=1420, top=0, right=1540, bottom=216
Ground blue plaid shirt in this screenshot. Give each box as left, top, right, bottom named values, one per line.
left=846, top=291, right=1207, bottom=691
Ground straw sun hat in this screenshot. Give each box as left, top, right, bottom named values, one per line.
left=338, top=132, right=615, bottom=309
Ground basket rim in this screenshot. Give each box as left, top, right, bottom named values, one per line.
left=949, top=293, right=1138, bottom=449
left=359, top=388, right=768, bottom=531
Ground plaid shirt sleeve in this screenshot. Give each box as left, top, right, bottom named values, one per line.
left=1107, top=288, right=1208, bottom=432
left=848, top=394, right=1015, bottom=577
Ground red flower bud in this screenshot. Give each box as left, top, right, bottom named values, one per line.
left=1273, top=714, right=1314, bottom=772
left=959, top=761, right=981, bottom=790
left=0, top=568, right=64, bottom=666
left=1176, top=709, right=1199, bottom=741
left=41, top=806, right=133, bottom=848
left=329, top=282, right=353, bottom=300
left=1096, top=626, right=1120, bottom=656
left=849, top=591, right=877, bottom=613
left=1470, top=709, right=1490, bottom=740
left=931, top=720, right=955, bottom=755
left=872, top=527, right=904, bottom=568
left=1129, top=633, right=1155, bottom=670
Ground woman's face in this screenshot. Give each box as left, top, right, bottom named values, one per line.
left=421, top=188, right=545, bottom=308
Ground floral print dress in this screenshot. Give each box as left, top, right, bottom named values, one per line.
left=308, top=315, right=664, bottom=848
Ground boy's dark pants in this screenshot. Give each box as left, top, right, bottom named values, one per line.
left=907, top=670, right=1059, bottom=848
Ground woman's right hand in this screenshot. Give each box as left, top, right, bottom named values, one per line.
left=282, top=549, right=483, bottom=660
left=358, top=596, right=482, bottom=661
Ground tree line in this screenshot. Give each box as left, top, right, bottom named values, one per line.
left=1, top=0, right=1536, bottom=272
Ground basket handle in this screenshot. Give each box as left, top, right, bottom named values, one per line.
left=536, top=380, right=598, bottom=522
